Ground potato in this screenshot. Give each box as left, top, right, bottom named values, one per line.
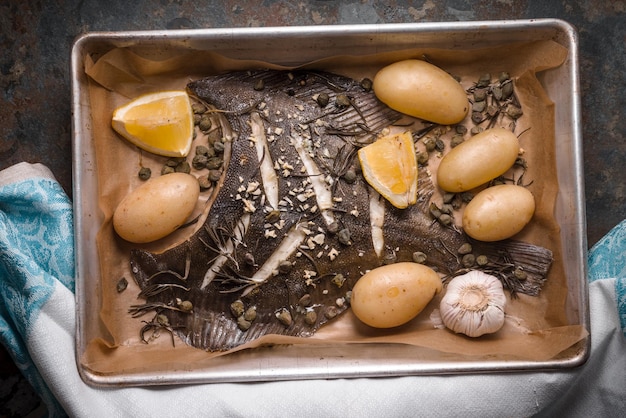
left=373, top=59, right=469, bottom=125
left=113, top=172, right=199, bottom=243
left=351, top=262, right=442, bottom=328
left=462, top=184, right=535, bottom=242
left=437, top=127, right=520, bottom=192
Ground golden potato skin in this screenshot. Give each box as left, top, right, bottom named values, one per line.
left=373, top=59, right=469, bottom=125
left=113, top=173, right=199, bottom=243
left=351, top=262, right=442, bottom=328
left=462, top=184, right=536, bottom=242
left=437, top=127, right=520, bottom=192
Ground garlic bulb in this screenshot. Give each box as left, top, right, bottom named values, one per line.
left=439, top=271, right=507, bottom=337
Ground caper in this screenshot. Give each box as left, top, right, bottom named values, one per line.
left=472, top=100, right=486, bottom=113
left=471, top=111, right=485, bottom=124
left=476, top=255, right=489, bottom=266
left=304, top=310, right=318, bottom=325
left=198, top=175, right=212, bottom=190
left=206, top=157, right=223, bottom=170
left=422, top=136, right=436, bottom=152
left=237, top=316, right=252, bottom=331
left=429, top=202, right=442, bottom=219
left=243, top=252, right=255, bottom=266
left=492, top=86, right=503, bottom=101
left=278, top=260, right=292, bottom=274
left=470, top=126, right=483, bottom=135
left=253, top=79, right=265, bottom=91
left=440, top=203, right=454, bottom=214
left=192, top=154, right=208, bottom=170
left=498, top=71, right=510, bottom=83
left=412, top=251, right=427, bottom=264
left=460, top=192, right=474, bottom=202
left=298, top=294, right=312, bottom=306
left=383, top=252, right=396, bottom=265
left=265, top=209, right=281, bottom=223
left=506, top=105, right=523, bottom=119
left=230, top=300, right=245, bottom=318
left=166, top=158, right=181, bottom=167
left=192, top=103, right=207, bottom=114
left=343, top=168, right=357, bottom=183
left=486, top=105, right=499, bottom=118
left=435, top=138, right=445, bottom=152
left=438, top=213, right=452, bottom=226
left=208, top=169, right=222, bottom=182
left=213, top=140, right=225, bottom=154
left=360, top=78, right=373, bottom=91
left=455, top=125, right=468, bottom=135
left=327, top=221, right=339, bottom=235
left=461, top=253, right=475, bottom=267
left=514, top=267, right=527, bottom=281
left=175, top=161, right=191, bottom=174
left=450, top=134, right=464, bottom=148
left=416, top=151, right=429, bottom=165
left=442, top=192, right=456, bottom=204
left=477, top=73, right=491, bottom=88
left=195, top=145, right=210, bottom=156
left=178, top=300, right=193, bottom=312
left=243, top=306, right=257, bottom=322
left=193, top=113, right=202, bottom=125
left=198, top=114, right=212, bottom=132
left=324, top=306, right=339, bottom=320
left=458, top=243, right=473, bottom=255
left=138, top=167, right=152, bottom=181
left=276, top=308, right=293, bottom=326
left=335, top=93, right=350, bottom=108
left=161, top=165, right=175, bottom=175
left=473, top=88, right=487, bottom=102
left=316, top=92, right=330, bottom=107
left=337, top=228, right=351, bottom=245
left=502, top=81, right=514, bottom=99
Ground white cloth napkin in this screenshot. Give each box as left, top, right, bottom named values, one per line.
left=1, top=162, right=625, bottom=417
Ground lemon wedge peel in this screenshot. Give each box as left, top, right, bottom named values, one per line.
left=358, top=131, right=418, bottom=209
left=111, top=91, right=194, bottom=158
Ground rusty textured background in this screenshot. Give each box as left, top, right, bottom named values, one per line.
left=1, top=1, right=625, bottom=416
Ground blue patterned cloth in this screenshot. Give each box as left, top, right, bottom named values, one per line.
left=1, top=162, right=624, bottom=417
left=588, top=219, right=626, bottom=337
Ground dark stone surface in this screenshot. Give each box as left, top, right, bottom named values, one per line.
left=1, top=1, right=625, bottom=415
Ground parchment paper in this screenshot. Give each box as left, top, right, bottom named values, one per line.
left=79, top=40, right=587, bottom=376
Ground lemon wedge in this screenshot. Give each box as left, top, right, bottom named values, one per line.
left=111, top=91, right=194, bottom=157
left=358, top=131, right=418, bottom=209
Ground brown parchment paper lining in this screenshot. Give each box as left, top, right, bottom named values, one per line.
left=79, top=40, right=587, bottom=376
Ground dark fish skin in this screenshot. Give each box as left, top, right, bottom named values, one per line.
left=128, top=70, right=553, bottom=351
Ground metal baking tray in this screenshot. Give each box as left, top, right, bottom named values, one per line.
left=71, top=19, right=588, bottom=387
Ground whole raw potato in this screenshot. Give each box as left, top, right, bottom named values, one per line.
left=351, top=262, right=442, bottom=328
left=113, top=172, right=199, bottom=243
left=437, top=127, right=520, bottom=192
left=373, top=59, right=469, bottom=125
left=462, top=184, right=536, bottom=242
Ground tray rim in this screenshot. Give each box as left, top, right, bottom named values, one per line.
left=71, top=18, right=589, bottom=387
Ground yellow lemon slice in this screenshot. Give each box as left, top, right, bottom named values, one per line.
left=358, top=131, right=418, bottom=209
left=112, top=91, right=194, bottom=157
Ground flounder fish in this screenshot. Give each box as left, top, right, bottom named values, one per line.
left=128, top=70, right=552, bottom=351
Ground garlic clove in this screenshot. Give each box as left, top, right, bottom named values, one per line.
left=439, top=270, right=506, bottom=337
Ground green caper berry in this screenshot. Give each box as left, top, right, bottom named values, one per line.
left=265, top=209, right=281, bottom=223
left=276, top=308, right=293, bottom=326
left=450, top=134, right=465, bottom=148
left=192, top=103, right=207, bottom=114
left=166, top=159, right=180, bottom=167
left=230, top=300, right=245, bottom=318
left=324, top=306, right=339, bottom=320
left=316, top=92, right=330, bottom=107
left=243, top=306, right=257, bottom=322
left=502, top=81, right=514, bottom=99
left=197, top=175, right=212, bottom=190
left=278, top=260, right=292, bottom=274
left=470, top=126, right=483, bottom=135
left=304, top=310, right=317, bottom=325
left=161, top=165, right=175, bottom=175
left=327, top=221, right=339, bottom=235
left=206, top=157, right=223, bottom=170
left=360, top=78, right=373, bottom=91
left=435, top=138, right=445, bottom=152
left=412, top=251, right=427, bottom=264
left=193, top=113, right=202, bottom=125
left=462, top=254, right=475, bottom=267
left=476, top=255, right=489, bottom=266
left=472, top=100, right=486, bottom=113
left=156, top=314, right=170, bottom=326
left=213, top=141, right=225, bottom=154
left=438, top=213, right=452, bottom=226
left=237, top=316, right=252, bottom=331
left=429, top=202, right=442, bottom=219
left=198, top=114, right=212, bottom=131
left=492, top=86, right=503, bottom=101
left=178, top=300, right=193, bottom=312
left=442, top=192, right=456, bottom=204
left=473, top=88, right=487, bottom=102
left=471, top=111, right=485, bottom=124
left=175, top=161, right=191, bottom=174
left=116, top=277, right=128, bottom=293
left=416, top=151, right=429, bottom=165
left=506, top=105, right=523, bottom=119
left=460, top=192, right=474, bottom=202
left=208, top=169, right=221, bottom=182
left=498, top=72, right=510, bottom=83
left=487, top=105, right=499, bottom=117
left=138, top=167, right=151, bottom=181
left=195, top=145, right=210, bottom=156
left=335, top=94, right=350, bottom=108
left=253, top=79, right=265, bottom=91
left=477, top=73, right=491, bottom=87
left=455, top=125, right=468, bottom=135
left=192, top=154, right=208, bottom=170
left=423, top=137, right=436, bottom=152
left=514, top=267, right=528, bottom=280
left=441, top=203, right=454, bottom=214
left=457, top=243, right=473, bottom=255
left=299, top=294, right=312, bottom=306
left=343, top=168, right=357, bottom=183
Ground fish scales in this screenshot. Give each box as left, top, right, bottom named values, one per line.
left=128, top=69, right=553, bottom=351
